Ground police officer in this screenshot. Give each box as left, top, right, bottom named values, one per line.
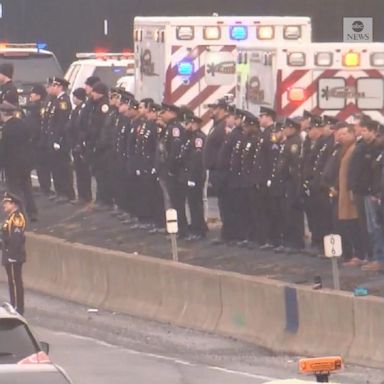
left=277, top=118, right=305, bottom=253
left=23, top=84, right=49, bottom=196
left=238, top=111, right=260, bottom=246
left=43, top=77, right=75, bottom=203
left=111, top=91, right=134, bottom=219
left=0, top=102, right=38, bottom=222
left=254, top=106, right=278, bottom=248
left=1, top=192, right=27, bottom=315
left=179, top=111, right=208, bottom=240
left=160, top=102, right=187, bottom=238
left=203, top=98, right=231, bottom=242
left=0, top=63, right=18, bottom=105
left=133, top=98, right=158, bottom=228
left=67, top=87, right=92, bottom=204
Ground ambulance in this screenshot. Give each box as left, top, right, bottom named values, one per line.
left=133, top=16, right=312, bottom=129
left=236, top=42, right=384, bottom=122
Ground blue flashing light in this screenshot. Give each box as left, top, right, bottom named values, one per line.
left=177, top=60, right=194, bottom=76
left=36, top=42, right=47, bottom=50
left=230, top=26, right=248, bottom=41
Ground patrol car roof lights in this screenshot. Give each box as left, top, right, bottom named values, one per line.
left=371, top=52, right=384, bottom=67
left=299, top=356, right=343, bottom=382
left=284, top=25, right=302, bottom=40
left=343, top=51, right=360, bottom=67
left=287, top=52, right=306, bottom=66
left=257, top=26, right=274, bottom=40
left=288, top=87, right=305, bottom=102
left=177, top=60, right=194, bottom=77
left=315, top=52, right=333, bottom=67
left=36, top=42, right=48, bottom=50
left=230, top=25, right=248, bottom=41
left=203, top=26, right=221, bottom=40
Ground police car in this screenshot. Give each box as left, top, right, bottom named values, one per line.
left=0, top=43, right=63, bottom=105
left=65, top=51, right=134, bottom=102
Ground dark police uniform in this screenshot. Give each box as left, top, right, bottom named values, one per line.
left=2, top=193, right=27, bottom=315
left=179, top=126, right=207, bottom=238
left=42, top=89, right=75, bottom=201
left=89, top=95, right=112, bottom=207
left=163, top=114, right=187, bottom=237
left=277, top=120, right=304, bottom=251
left=0, top=110, right=37, bottom=220
left=68, top=100, right=92, bottom=202
left=0, top=80, right=19, bottom=105
left=134, top=117, right=158, bottom=223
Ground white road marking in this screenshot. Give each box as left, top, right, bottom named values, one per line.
left=52, top=330, right=280, bottom=381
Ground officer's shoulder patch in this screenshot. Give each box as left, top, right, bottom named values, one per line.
left=101, top=104, right=109, bottom=114
left=291, top=144, right=299, bottom=154
left=172, top=127, right=180, bottom=138
left=195, top=137, right=203, bottom=148
left=59, top=101, right=68, bottom=110
left=12, top=214, right=25, bottom=228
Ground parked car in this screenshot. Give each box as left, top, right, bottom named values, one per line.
left=0, top=43, right=63, bottom=105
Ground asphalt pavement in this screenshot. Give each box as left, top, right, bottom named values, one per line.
left=20, top=190, right=384, bottom=296
left=1, top=284, right=382, bottom=383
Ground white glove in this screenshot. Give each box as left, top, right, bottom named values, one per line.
left=187, top=180, right=196, bottom=187
left=151, top=168, right=156, bottom=175
left=136, top=170, right=141, bottom=176
left=53, top=142, right=61, bottom=151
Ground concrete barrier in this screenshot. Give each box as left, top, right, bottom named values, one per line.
left=1, top=232, right=384, bottom=367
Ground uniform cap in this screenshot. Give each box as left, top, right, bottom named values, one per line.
left=2, top=191, right=22, bottom=206
left=303, top=110, right=313, bottom=119
left=242, top=111, right=259, bottom=126
left=48, top=77, right=70, bottom=88
left=283, top=117, right=301, bottom=130
left=31, top=84, right=47, bottom=99
left=161, top=102, right=180, bottom=114
left=178, top=106, right=195, bottom=122
left=259, top=106, right=276, bottom=119
left=150, top=103, right=162, bottom=113
left=128, top=98, right=139, bottom=110
left=323, top=115, right=339, bottom=126
left=119, top=91, right=134, bottom=104
left=72, top=87, right=87, bottom=101
left=85, top=76, right=101, bottom=87
left=110, top=87, right=125, bottom=97
left=207, top=98, right=229, bottom=110
left=92, top=81, right=109, bottom=96
left=0, top=63, right=14, bottom=78
left=310, top=115, right=324, bottom=128
left=188, top=115, right=203, bottom=124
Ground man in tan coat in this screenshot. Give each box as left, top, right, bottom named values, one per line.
left=334, top=125, right=365, bottom=266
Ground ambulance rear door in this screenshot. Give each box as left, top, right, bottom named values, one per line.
left=236, top=46, right=276, bottom=116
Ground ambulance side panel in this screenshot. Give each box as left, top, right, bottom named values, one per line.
left=134, top=23, right=167, bottom=102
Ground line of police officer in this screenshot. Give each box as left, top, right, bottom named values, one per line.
left=1, top=60, right=384, bottom=264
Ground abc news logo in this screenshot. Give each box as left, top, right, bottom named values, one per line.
left=343, top=18, right=373, bottom=42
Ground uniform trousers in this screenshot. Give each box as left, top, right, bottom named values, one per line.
left=5, top=262, right=24, bottom=315
left=51, top=150, right=75, bottom=200
left=5, top=168, right=37, bottom=219
left=73, top=154, right=92, bottom=202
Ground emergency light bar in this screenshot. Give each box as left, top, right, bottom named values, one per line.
left=371, top=52, right=384, bottom=66
left=257, top=26, right=274, bottom=40
left=315, top=52, right=333, bottom=66
left=230, top=25, right=248, bottom=40
left=177, top=60, right=194, bottom=76
left=284, top=25, right=302, bottom=40
left=288, top=87, right=305, bottom=102
left=343, top=51, right=360, bottom=67
left=0, top=42, right=47, bottom=50
left=203, top=26, right=221, bottom=40
left=76, top=52, right=134, bottom=60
